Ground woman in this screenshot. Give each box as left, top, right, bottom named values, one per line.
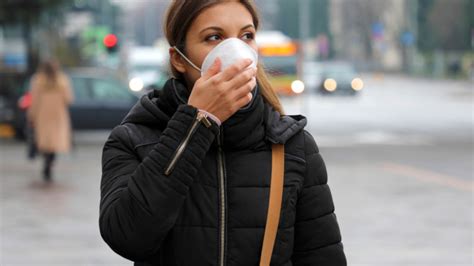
left=28, top=60, right=73, bottom=182
left=100, top=1, right=346, bottom=265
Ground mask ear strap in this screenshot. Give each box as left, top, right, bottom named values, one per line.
left=173, top=46, right=201, bottom=72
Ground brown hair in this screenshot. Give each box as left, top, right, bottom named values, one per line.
left=37, top=59, right=61, bottom=90
left=164, top=0, right=284, bottom=114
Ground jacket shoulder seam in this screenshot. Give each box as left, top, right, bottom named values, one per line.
left=134, top=141, right=160, bottom=150
left=119, top=124, right=136, bottom=152
left=285, top=153, right=306, bottom=164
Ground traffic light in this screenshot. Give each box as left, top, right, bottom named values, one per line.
left=103, top=33, right=118, bottom=53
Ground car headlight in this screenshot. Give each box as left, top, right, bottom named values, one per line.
left=291, top=80, right=305, bottom=94
left=129, top=77, right=144, bottom=92
left=351, top=78, right=364, bottom=91
left=323, top=78, right=337, bottom=92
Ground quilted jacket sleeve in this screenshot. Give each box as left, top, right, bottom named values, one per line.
left=292, top=130, right=346, bottom=265
left=99, top=104, right=218, bottom=262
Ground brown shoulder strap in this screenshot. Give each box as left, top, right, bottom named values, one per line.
left=260, top=144, right=285, bottom=266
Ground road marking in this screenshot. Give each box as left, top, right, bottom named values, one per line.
left=382, top=162, right=473, bottom=192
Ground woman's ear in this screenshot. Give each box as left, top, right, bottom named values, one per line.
left=169, top=47, right=186, bottom=74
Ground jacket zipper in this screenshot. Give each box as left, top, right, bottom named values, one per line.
left=164, top=112, right=211, bottom=176
left=217, top=128, right=227, bottom=266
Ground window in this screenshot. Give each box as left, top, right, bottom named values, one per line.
left=90, top=78, right=132, bottom=102
left=70, top=77, right=91, bottom=101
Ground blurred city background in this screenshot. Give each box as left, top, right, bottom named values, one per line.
left=0, top=0, right=472, bottom=265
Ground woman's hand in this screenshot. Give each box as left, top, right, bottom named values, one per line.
left=188, top=58, right=257, bottom=123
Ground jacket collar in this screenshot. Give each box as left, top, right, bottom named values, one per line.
left=122, top=78, right=307, bottom=150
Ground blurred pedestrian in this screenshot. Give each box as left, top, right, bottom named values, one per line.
left=100, top=1, right=346, bottom=265
left=27, top=60, right=73, bottom=182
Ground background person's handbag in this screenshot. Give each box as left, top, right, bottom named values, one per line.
left=259, top=144, right=285, bottom=266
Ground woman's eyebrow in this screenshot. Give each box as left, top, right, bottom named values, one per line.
left=241, top=24, right=255, bottom=30
left=199, top=26, right=223, bottom=34
left=199, top=24, right=255, bottom=34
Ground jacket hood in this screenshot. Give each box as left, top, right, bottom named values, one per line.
left=121, top=78, right=307, bottom=146
left=121, top=89, right=168, bottom=127
left=264, top=105, right=307, bottom=144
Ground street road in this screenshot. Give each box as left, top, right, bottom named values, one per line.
left=1, top=74, right=472, bottom=265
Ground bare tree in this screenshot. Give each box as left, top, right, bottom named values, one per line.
left=336, top=0, right=392, bottom=60
left=428, top=0, right=471, bottom=51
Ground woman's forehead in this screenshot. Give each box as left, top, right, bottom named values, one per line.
left=191, top=2, right=254, bottom=33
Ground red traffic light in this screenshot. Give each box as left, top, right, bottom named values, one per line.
left=103, top=34, right=118, bottom=48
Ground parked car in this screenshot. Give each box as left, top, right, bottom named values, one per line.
left=303, top=61, right=364, bottom=96
left=0, top=72, right=28, bottom=138
left=13, top=68, right=138, bottom=138
left=0, top=94, right=16, bottom=138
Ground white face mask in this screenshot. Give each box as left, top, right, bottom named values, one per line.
left=173, top=37, right=258, bottom=76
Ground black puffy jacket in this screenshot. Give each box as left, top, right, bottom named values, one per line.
left=100, top=79, right=346, bottom=266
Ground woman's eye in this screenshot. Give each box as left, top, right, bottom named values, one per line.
left=241, top=32, right=255, bottom=40
left=206, top=34, right=221, bottom=42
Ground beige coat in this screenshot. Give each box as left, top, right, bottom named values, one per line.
left=27, top=72, right=74, bottom=153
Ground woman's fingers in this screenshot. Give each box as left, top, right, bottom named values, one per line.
left=226, top=67, right=256, bottom=90
left=219, top=59, right=253, bottom=81
left=202, top=57, right=221, bottom=80
left=233, top=77, right=256, bottom=103
left=189, top=58, right=257, bottom=122
left=234, top=91, right=253, bottom=109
